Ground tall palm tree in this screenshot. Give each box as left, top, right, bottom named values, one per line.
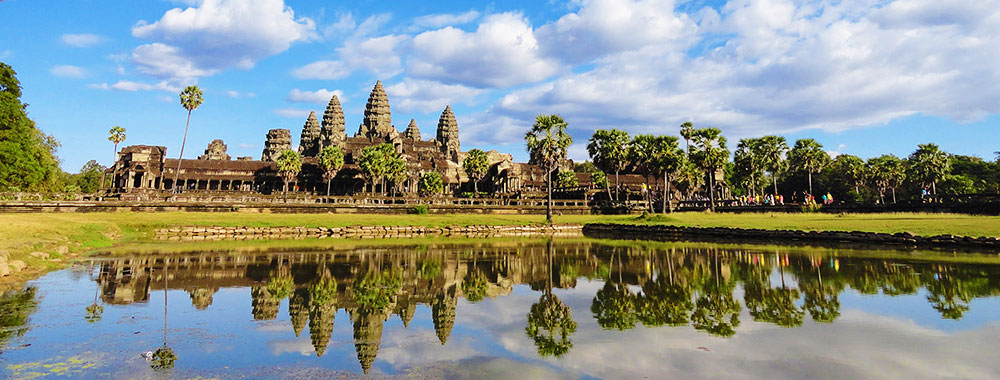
left=103, top=126, right=126, bottom=191
left=679, top=122, right=695, bottom=156
left=759, top=135, right=788, bottom=195
left=317, top=146, right=344, bottom=196
left=587, top=129, right=630, bottom=202
left=173, top=86, right=203, bottom=192
left=690, top=128, right=729, bottom=212
left=788, top=139, right=830, bottom=195
left=734, top=138, right=764, bottom=197
left=276, top=149, right=302, bottom=202
left=525, top=115, right=573, bottom=224
left=907, top=143, right=950, bottom=196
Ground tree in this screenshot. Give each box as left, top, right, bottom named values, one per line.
left=77, top=160, right=105, bottom=193
left=276, top=149, right=301, bottom=202
left=734, top=138, right=765, bottom=197
left=553, top=170, right=578, bottom=189
left=676, top=160, right=704, bottom=199
left=103, top=126, right=126, bottom=191
left=463, top=148, right=489, bottom=195
left=679, top=121, right=695, bottom=156
left=628, top=135, right=659, bottom=212
left=525, top=115, right=573, bottom=224
left=587, top=129, right=630, bottom=202
left=690, top=128, right=729, bottom=212
left=831, top=154, right=866, bottom=195
left=788, top=138, right=830, bottom=195
left=525, top=239, right=577, bottom=357
left=358, top=143, right=405, bottom=195
left=418, top=172, right=444, bottom=197
left=630, top=135, right=683, bottom=213
left=172, top=85, right=203, bottom=192
left=759, top=135, right=788, bottom=195
left=654, top=137, right=684, bottom=213
left=867, top=155, right=906, bottom=203
left=316, top=145, right=344, bottom=196
left=0, top=62, right=61, bottom=192
left=907, top=143, right=950, bottom=196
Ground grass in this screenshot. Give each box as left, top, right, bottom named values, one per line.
left=0, top=210, right=998, bottom=289
left=626, top=212, right=1000, bottom=238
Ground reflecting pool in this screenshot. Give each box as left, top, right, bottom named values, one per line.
left=1, top=239, right=999, bottom=379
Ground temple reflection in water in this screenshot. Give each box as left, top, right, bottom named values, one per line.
left=93, top=241, right=1000, bottom=373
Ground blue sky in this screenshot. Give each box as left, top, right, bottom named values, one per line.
left=1, top=0, right=997, bottom=172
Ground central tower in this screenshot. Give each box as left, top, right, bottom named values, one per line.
left=356, top=80, right=398, bottom=143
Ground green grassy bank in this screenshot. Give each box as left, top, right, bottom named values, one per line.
left=1, top=211, right=998, bottom=289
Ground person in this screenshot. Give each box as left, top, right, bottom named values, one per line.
left=827, top=192, right=833, bottom=205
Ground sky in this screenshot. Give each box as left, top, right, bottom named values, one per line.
left=0, top=0, right=998, bottom=172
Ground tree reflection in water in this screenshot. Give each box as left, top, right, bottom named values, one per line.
left=75, top=240, right=1000, bottom=371
left=526, top=239, right=577, bottom=357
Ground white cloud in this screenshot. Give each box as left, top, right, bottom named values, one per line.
left=90, top=80, right=180, bottom=92
left=286, top=88, right=344, bottom=105
left=273, top=108, right=312, bottom=118
left=536, top=0, right=697, bottom=64
left=409, top=12, right=564, bottom=88
left=0, top=50, right=11, bottom=59
left=60, top=33, right=105, bottom=48
left=385, top=79, right=484, bottom=113
left=50, top=65, right=87, bottom=78
left=474, top=0, right=1000, bottom=153
left=130, top=0, right=316, bottom=81
left=411, top=10, right=480, bottom=30
left=293, top=33, right=408, bottom=80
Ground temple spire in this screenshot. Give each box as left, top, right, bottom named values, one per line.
left=321, top=95, right=346, bottom=149
left=436, top=105, right=460, bottom=162
left=404, top=119, right=421, bottom=140
left=299, top=111, right=321, bottom=156
left=356, top=80, right=397, bottom=143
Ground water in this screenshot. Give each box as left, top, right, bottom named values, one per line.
left=1, top=239, right=999, bottom=379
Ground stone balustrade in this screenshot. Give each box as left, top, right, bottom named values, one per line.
left=154, top=224, right=583, bottom=241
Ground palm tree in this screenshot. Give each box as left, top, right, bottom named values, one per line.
left=759, top=135, right=788, bottom=195
left=832, top=154, right=866, bottom=195
left=868, top=154, right=906, bottom=203
left=103, top=126, right=126, bottom=191
left=690, top=128, right=729, bottom=212
left=655, top=137, right=684, bottom=213
left=734, top=138, right=764, bottom=197
left=463, top=148, right=489, bottom=195
left=587, top=129, right=630, bottom=202
left=525, top=115, right=573, bottom=224
left=276, top=149, right=302, bottom=202
left=679, top=121, right=695, bottom=156
left=788, top=138, right=830, bottom=195
left=907, top=143, right=950, bottom=196
left=317, top=146, right=344, bottom=196
left=525, top=239, right=576, bottom=357
left=172, top=86, right=203, bottom=192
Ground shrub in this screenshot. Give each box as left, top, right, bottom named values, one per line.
left=410, top=205, right=429, bottom=215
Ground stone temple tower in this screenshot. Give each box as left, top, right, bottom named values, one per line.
left=262, top=129, right=291, bottom=161
left=436, top=105, right=460, bottom=162
left=403, top=119, right=421, bottom=140
left=299, top=111, right=321, bottom=156
left=356, top=80, right=398, bottom=143
left=320, top=95, right=346, bottom=149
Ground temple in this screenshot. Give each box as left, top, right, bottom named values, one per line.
left=108, top=81, right=549, bottom=198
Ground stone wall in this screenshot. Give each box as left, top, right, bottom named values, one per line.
left=582, top=223, right=1000, bottom=251
left=154, top=224, right=582, bottom=241
left=0, top=200, right=591, bottom=214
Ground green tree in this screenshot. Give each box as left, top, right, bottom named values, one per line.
left=587, top=129, right=630, bottom=202
left=276, top=149, right=301, bottom=201
left=463, top=148, right=489, bottom=195
left=734, top=137, right=765, bottom=197
left=690, top=128, right=729, bottom=211
left=907, top=143, right=950, bottom=196
left=462, top=270, right=488, bottom=303
left=553, top=169, right=578, bottom=189
left=0, top=62, right=61, bottom=192
left=172, top=85, right=203, bottom=192
left=418, top=172, right=444, bottom=197
left=788, top=138, right=830, bottom=195
left=679, top=121, right=695, bottom=156
left=358, top=143, right=405, bottom=195
left=103, top=126, right=126, bottom=191
left=831, top=154, right=866, bottom=195
left=654, top=137, right=685, bottom=213
left=525, top=239, right=576, bottom=357
left=636, top=276, right=693, bottom=327
left=867, top=155, right=906, bottom=203
left=77, top=160, right=105, bottom=193
left=525, top=115, right=573, bottom=224
left=317, top=145, right=344, bottom=196
left=759, top=135, right=788, bottom=195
